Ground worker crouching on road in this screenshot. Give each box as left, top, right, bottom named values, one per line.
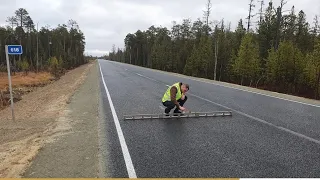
left=162, top=82, right=189, bottom=115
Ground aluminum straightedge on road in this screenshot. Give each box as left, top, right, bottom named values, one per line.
left=123, top=111, right=232, bottom=120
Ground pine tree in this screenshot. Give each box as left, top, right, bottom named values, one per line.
left=113, top=0, right=320, bottom=100
left=257, top=1, right=277, bottom=67
left=234, top=19, right=246, bottom=55
left=296, top=10, right=312, bottom=53
left=184, top=44, right=199, bottom=76
left=233, top=33, right=260, bottom=85
left=266, top=40, right=304, bottom=93
left=200, top=35, right=214, bottom=78
left=282, top=6, right=296, bottom=42
left=304, top=39, right=320, bottom=99
left=311, top=15, right=319, bottom=51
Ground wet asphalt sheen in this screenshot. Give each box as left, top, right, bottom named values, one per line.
left=98, top=59, right=320, bottom=178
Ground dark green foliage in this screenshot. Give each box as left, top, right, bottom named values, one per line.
left=0, top=8, right=87, bottom=75
left=106, top=0, right=319, bottom=100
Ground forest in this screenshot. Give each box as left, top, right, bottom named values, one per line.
left=106, top=0, right=320, bottom=100
left=0, top=8, right=87, bottom=77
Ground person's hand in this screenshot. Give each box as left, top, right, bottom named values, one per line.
left=179, top=106, right=186, bottom=111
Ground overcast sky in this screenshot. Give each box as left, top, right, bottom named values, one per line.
left=1, top=0, right=319, bottom=56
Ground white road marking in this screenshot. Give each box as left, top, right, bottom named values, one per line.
left=113, top=60, right=320, bottom=108
left=98, top=62, right=137, bottom=178
left=189, top=93, right=320, bottom=145
left=195, top=80, right=320, bottom=108
left=132, top=70, right=320, bottom=146
left=136, top=73, right=158, bottom=82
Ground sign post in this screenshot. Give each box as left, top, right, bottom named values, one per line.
left=5, top=45, right=23, bottom=122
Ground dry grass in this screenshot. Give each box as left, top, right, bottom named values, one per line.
left=0, top=62, right=94, bottom=177
left=0, top=72, right=53, bottom=91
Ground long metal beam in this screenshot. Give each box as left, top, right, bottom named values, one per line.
left=123, top=111, right=232, bottom=120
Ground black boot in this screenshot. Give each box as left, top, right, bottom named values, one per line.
left=164, top=107, right=171, bottom=116
left=173, top=108, right=182, bottom=114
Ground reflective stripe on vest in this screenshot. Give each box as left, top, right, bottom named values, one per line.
left=161, top=82, right=182, bottom=102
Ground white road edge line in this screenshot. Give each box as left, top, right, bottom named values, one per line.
left=196, top=80, right=320, bottom=108
left=98, top=62, right=137, bottom=178
left=190, top=93, right=320, bottom=146
left=132, top=70, right=320, bottom=146
left=112, top=61, right=320, bottom=108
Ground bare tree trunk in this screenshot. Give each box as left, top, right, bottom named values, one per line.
left=219, top=59, right=223, bottom=81
left=214, top=40, right=218, bottom=80
left=247, top=0, right=255, bottom=32
left=315, top=69, right=320, bottom=99
left=258, top=0, right=264, bottom=24
left=204, top=0, right=212, bottom=35
left=275, top=0, right=287, bottom=50
left=19, top=14, right=22, bottom=62
left=206, top=66, right=208, bottom=78
left=256, top=76, right=264, bottom=88
left=241, top=76, right=244, bottom=85
left=136, top=47, right=138, bottom=65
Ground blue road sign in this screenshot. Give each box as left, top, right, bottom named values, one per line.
left=7, top=45, right=23, bottom=55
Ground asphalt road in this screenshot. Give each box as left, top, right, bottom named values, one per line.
left=97, top=59, right=320, bottom=178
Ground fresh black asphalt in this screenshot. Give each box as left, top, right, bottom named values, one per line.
left=98, top=59, right=320, bottom=178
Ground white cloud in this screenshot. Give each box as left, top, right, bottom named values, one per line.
left=85, top=49, right=109, bottom=56
left=1, top=0, right=319, bottom=56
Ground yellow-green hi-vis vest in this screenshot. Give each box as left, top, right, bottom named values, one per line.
left=162, top=82, right=182, bottom=102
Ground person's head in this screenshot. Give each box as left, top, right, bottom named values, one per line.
left=181, top=83, right=189, bottom=93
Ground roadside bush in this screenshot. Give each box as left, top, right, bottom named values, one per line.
left=17, top=58, right=30, bottom=75
left=48, top=56, right=64, bottom=78
left=0, top=65, right=6, bottom=72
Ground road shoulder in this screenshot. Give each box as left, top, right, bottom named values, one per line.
left=21, top=61, right=100, bottom=177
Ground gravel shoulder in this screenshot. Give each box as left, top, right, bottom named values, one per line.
left=22, top=61, right=100, bottom=177
left=0, top=60, right=96, bottom=177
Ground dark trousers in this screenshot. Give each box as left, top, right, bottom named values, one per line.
left=162, top=96, right=187, bottom=114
